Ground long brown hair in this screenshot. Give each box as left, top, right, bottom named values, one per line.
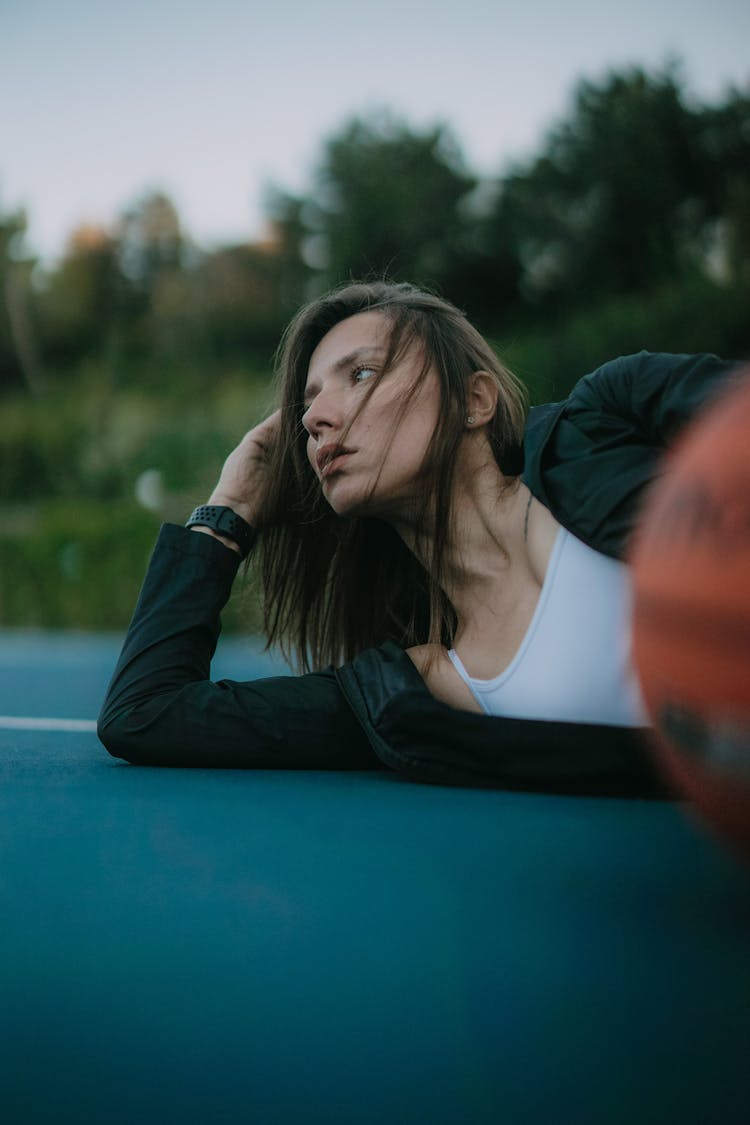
left=256, top=281, right=528, bottom=671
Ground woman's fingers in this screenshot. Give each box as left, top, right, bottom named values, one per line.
left=207, top=410, right=283, bottom=526
left=249, top=409, right=281, bottom=454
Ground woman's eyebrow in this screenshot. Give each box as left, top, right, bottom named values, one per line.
left=331, top=346, right=386, bottom=373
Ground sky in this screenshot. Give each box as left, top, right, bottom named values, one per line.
left=2, top=0, right=749, bottom=265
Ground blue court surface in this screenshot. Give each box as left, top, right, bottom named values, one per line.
left=1, top=629, right=749, bottom=1125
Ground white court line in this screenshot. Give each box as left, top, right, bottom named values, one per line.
left=0, top=716, right=97, bottom=732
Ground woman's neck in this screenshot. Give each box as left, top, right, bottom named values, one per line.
left=390, top=456, right=535, bottom=617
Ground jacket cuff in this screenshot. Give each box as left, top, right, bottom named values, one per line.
left=155, top=523, right=244, bottom=578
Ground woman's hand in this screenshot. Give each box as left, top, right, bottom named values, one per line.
left=207, top=410, right=281, bottom=528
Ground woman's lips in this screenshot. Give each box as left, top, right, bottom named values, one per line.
left=317, top=445, right=354, bottom=477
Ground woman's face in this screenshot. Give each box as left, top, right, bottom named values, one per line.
left=302, top=311, right=442, bottom=520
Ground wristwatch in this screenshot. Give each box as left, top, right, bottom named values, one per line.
left=185, top=505, right=256, bottom=558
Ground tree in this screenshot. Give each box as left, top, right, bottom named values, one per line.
left=263, top=189, right=315, bottom=310
left=116, top=190, right=183, bottom=286
left=494, top=65, right=712, bottom=304
left=37, top=224, right=120, bottom=366
left=195, top=237, right=294, bottom=360
left=113, top=190, right=197, bottom=367
left=295, top=113, right=476, bottom=292
left=693, top=88, right=750, bottom=281
left=0, top=208, right=43, bottom=395
left=437, top=185, right=524, bottom=332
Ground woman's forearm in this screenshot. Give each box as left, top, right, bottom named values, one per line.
left=97, top=524, right=377, bottom=770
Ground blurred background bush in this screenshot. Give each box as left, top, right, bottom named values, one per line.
left=1, top=65, right=748, bottom=629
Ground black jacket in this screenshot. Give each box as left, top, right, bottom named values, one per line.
left=98, top=351, right=738, bottom=795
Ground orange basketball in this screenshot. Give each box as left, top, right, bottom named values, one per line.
left=630, top=368, right=750, bottom=861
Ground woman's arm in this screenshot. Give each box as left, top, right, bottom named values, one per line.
left=98, top=524, right=378, bottom=769
left=98, top=409, right=380, bottom=770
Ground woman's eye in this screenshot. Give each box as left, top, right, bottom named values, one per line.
left=353, top=366, right=377, bottom=384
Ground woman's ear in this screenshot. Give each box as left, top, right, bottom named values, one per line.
left=465, top=371, right=499, bottom=428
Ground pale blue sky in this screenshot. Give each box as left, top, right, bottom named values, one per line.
left=2, top=0, right=748, bottom=264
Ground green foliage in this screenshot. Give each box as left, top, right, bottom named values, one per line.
left=0, top=499, right=160, bottom=629
left=0, top=497, right=262, bottom=631
left=36, top=236, right=120, bottom=362
left=499, top=275, right=750, bottom=404
left=0, top=366, right=273, bottom=629
left=0, top=364, right=274, bottom=502
left=0, top=210, right=45, bottom=395
left=499, top=67, right=694, bottom=299
left=301, top=113, right=476, bottom=289
left=1, top=395, right=89, bottom=500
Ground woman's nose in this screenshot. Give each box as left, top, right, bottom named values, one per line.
left=303, top=389, right=343, bottom=437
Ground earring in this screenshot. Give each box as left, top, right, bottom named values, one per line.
left=466, top=415, right=475, bottom=425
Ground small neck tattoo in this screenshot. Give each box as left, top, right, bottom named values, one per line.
left=523, top=492, right=533, bottom=541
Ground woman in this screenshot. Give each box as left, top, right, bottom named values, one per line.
left=98, top=281, right=738, bottom=793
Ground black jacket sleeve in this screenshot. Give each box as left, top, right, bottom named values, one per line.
left=97, top=524, right=381, bottom=770
left=529, top=351, right=740, bottom=559
left=338, top=642, right=667, bottom=798
left=571, top=350, right=740, bottom=444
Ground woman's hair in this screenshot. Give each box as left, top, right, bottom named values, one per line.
left=256, top=280, right=528, bottom=671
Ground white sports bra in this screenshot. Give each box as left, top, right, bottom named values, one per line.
left=448, top=529, right=648, bottom=727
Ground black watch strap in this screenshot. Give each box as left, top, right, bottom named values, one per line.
left=185, top=505, right=256, bottom=558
